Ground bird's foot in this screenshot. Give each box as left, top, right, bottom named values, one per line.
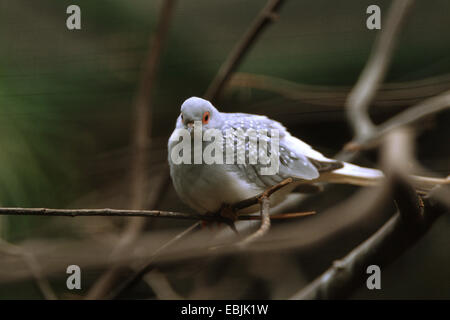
left=219, top=203, right=239, bottom=222
left=218, top=204, right=239, bottom=234
left=200, top=205, right=238, bottom=233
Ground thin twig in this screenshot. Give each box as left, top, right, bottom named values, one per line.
left=204, top=0, right=286, bottom=102
left=240, top=211, right=315, bottom=220
left=0, top=206, right=313, bottom=222
left=238, top=197, right=271, bottom=247
left=232, top=177, right=293, bottom=211
left=0, top=207, right=217, bottom=220
left=236, top=178, right=293, bottom=247
left=106, top=221, right=201, bottom=300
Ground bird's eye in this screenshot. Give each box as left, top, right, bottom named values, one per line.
left=202, top=111, right=210, bottom=124
left=180, top=113, right=184, bottom=122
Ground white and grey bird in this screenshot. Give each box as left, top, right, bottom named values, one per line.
left=168, top=97, right=444, bottom=215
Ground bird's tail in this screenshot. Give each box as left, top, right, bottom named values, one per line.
left=321, top=162, right=449, bottom=193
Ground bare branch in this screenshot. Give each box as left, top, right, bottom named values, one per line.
left=130, top=0, right=176, bottom=211
left=204, top=0, right=286, bottom=102
left=242, top=211, right=315, bottom=220
left=236, top=178, right=294, bottom=246
left=0, top=206, right=312, bottom=223
left=227, top=72, right=450, bottom=107
left=231, top=177, right=293, bottom=212
left=106, top=221, right=201, bottom=300
left=0, top=207, right=216, bottom=220
left=291, top=129, right=447, bottom=300
left=346, top=0, right=415, bottom=141
left=238, top=197, right=271, bottom=247
left=367, top=90, right=450, bottom=146
left=87, top=0, right=178, bottom=299
left=290, top=184, right=446, bottom=299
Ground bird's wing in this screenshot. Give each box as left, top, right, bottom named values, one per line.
left=220, top=113, right=322, bottom=188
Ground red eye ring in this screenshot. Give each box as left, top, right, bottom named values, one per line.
left=202, top=111, right=210, bottom=124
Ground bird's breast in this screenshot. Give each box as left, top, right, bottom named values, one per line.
left=169, top=162, right=262, bottom=214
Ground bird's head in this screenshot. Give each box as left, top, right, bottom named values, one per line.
left=177, top=97, right=223, bottom=133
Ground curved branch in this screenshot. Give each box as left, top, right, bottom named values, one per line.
left=371, top=90, right=450, bottom=144
left=290, top=184, right=446, bottom=300
left=235, top=178, right=294, bottom=246
left=291, top=129, right=447, bottom=300
left=344, top=89, right=450, bottom=152
left=237, top=197, right=271, bottom=247
left=346, top=0, right=415, bottom=141
left=227, top=72, right=450, bottom=107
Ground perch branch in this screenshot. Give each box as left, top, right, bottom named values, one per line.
left=236, top=178, right=294, bottom=246
left=231, top=177, right=293, bottom=211
left=204, top=0, right=286, bottom=102
left=0, top=206, right=312, bottom=222
left=0, top=207, right=221, bottom=220
left=107, top=178, right=295, bottom=297
left=237, top=197, right=271, bottom=247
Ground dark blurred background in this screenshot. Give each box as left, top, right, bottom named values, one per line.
left=0, top=0, right=449, bottom=299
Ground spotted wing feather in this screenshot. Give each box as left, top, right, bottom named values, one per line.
left=220, top=113, right=320, bottom=188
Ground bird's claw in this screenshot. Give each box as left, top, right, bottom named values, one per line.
left=219, top=203, right=239, bottom=221
left=200, top=205, right=238, bottom=234
left=219, top=204, right=239, bottom=234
